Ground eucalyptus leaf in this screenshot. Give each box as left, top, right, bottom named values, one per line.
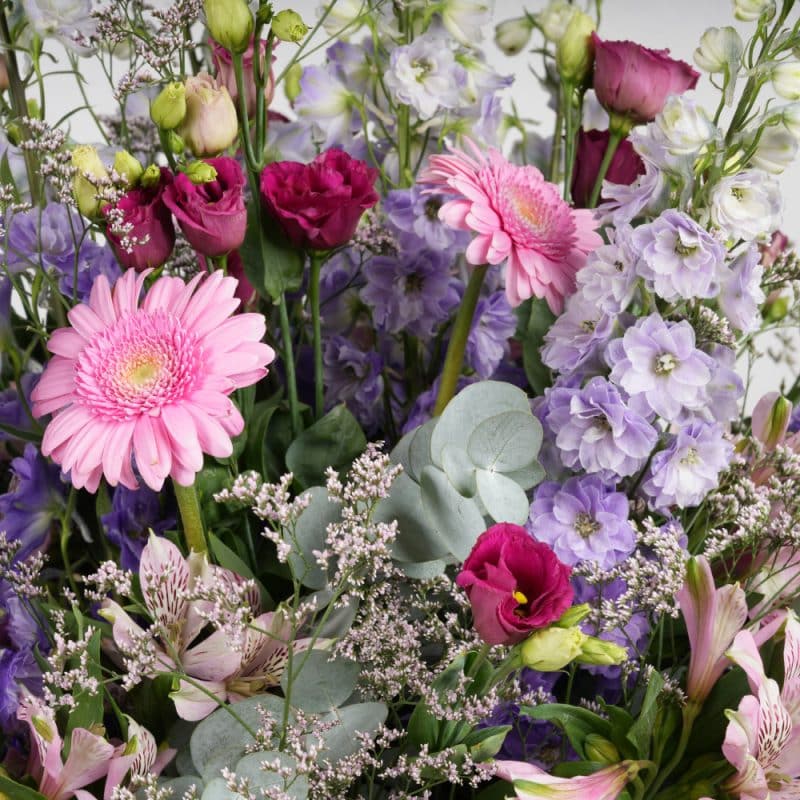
left=230, top=752, right=308, bottom=798
left=398, top=559, right=448, bottom=579
left=441, top=443, right=477, bottom=496
left=504, top=461, right=546, bottom=491
left=475, top=469, right=530, bottom=525
left=407, top=418, right=436, bottom=482
left=420, top=465, right=487, bottom=561
left=281, top=650, right=360, bottom=713
left=311, top=702, right=389, bottom=763
left=289, top=487, right=340, bottom=589
left=467, top=411, right=543, bottom=473
left=157, top=777, right=205, bottom=797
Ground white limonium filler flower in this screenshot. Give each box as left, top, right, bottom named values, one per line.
left=535, top=0, right=579, bottom=43
left=694, top=27, right=743, bottom=73
left=771, top=63, right=800, bottom=101
left=747, top=124, right=799, bottom=174
left=384, top=34, right=467, bottom=119
left=733, top=0, right=776, bottom=21
left=710, top=169, right=782, bottom=242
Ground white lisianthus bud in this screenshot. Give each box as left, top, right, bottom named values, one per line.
left=771, top=62, right=800, bottom=100
left=535, top=0, right=579, bottom=43
left=748, top=125, right=798, bottom=174
left=694, top=26, right=743, bottom=73
left=654, top=94, right=718, bottom=157
left=495, top=16, right=535, bottom=56
left=734, top=0, right=776, bottom=21
left=710, top=169, right=782, bottom=242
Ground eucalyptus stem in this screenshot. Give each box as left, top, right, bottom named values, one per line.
left=433, top=264, right=488, bottom=416
left=173, top=482, right=206, bottom=555
left=308, top=250, right=325, bottom=420
left=588, top=128, right=623, bottom=209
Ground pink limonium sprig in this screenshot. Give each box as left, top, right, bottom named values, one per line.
left=31, top=268, right=275, bottom=554
left=420, top=138, right=601, bottom=413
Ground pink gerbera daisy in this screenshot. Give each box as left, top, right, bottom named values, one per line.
left=31, top=269, right=275, bottom=492
left=420, top=140, right=603, bottom=314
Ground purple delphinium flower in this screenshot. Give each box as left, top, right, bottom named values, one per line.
left=543, top=377, right=659, bottom=481
left=102, top=485, right=176, bottom=572
left=323, top=335, right=385, bottom=433
left=383, top=34, right=467, bottom=119
left=642, top=421, right=733, bottom=510
left=0, top=582, right=44, bottom=652
left=0, top=648, right=42, bottom=732
left=632, top=209, right=725, bottom=301
left=527, top=475, right=637, bottom=568
left=718, top=244, right=765, bottom=334
left=789, top=404, right=800, bottom=435
left=0, top=444, right=65, bottom=561
left=360, top=249, right=460, bottom=337
left=0, top=374, right=38, bottom=443
left=383, top=185, right=470, bottom=252
left=57, top=239, right=121, bottom=303
left=326, top=40, right=373, bottom=96
left=575, top=225, right=640, bottom=314
left=320, top=248, right=367, bottom=336
left=597, top=159, right=669, bottom=227
left=0, top=276, right=10, bottom=337
left=606, top=314, right=715, bottom=422
left=4, top=203, right=84, bottom=274
left=699, top=345, right=744, bottom=425
left=541, top=292, right=618, bottom=374
left=466, top=291, right=516, bottom=379
left=294, top=66, right=360, bottom=150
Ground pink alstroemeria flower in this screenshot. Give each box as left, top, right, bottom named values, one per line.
left=495, top=759, right=643, bottom=799
left=104, top=717, right=175, bottom=799
left=722, top=612, right=800, bottom=799
left=17, top=693, right=115, bottom=800
left=677, top=555, right=748, bottom=704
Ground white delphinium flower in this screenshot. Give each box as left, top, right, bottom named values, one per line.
left=780, top=103, right=800, bottom=137
left=710, top=169, right=782, bottom=241
left=440, top=0, right=493, bottom=47
left=535, top=0, right=579, bottom=43
left=694, top=26, right=744, bottom=73
left=320, top=0, right=366, bottom=37
left=734, top=0, right=776, bottom=21
left=771, top=62, right=800, bottom=101
left=748, top=124, right=799, bottom=174
left=22, top=0, right=96, bottom=53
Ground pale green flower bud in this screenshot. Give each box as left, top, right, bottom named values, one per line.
left=204, top=0, right=254, bottom=54
left=495, top=16, right=535, bottom=56
left=284, top=63, right=303, bottom=103
left=555, top=10, right=596, bottom=86
left=271, top=9, right=309, bottom=43
left=113, top=150, right=143, bottom=187
left=166, top=130, right=185, bottom=155
left=577, top=636, right=628, bottom=666
left=554, top=603, right=591, bottom=628
left=584, top=734, right=621, bottom=765
left=71, top=145, right=108, bottom=218
left=734, top=0, right=775, bottom=21
left=520, top=626, right=587, bottom=672
left=694, top=26, right=743, bottom=73
left=140, top=164, right=162, bottom=189
left=536, top=0, right=578, bottom=43
left=772, top=62, right=800, bottom=101
left=183, top=161, right=219, bottom=184
left=150, top=82, right=187, bottom=131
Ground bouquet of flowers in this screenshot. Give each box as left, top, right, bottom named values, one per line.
left=3, top=0, right=800, bottom=797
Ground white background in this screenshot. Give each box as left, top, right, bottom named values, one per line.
left=41, top=0, right=800, bottom=400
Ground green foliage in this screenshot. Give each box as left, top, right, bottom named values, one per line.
left=0, top=776, right=47, bottom=800
left=280, top=650, right=360, bottom=713
left=287, top=486, right=340, bottom=589
left=516, top=297, right=556, bottom=395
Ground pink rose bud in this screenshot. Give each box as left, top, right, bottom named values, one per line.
left=212, top=37, right=276, bottom=119
left=456, top=523, right=573, bottom=646
left=178, top=72, right=239, bottom=157
left=571, top=128, right=644, bottom=207
left=260, top=148, right=379, bottom=250
left=592, top=33, right=699, bottom=130
left=104, top=168, right=175, bottom=271
left=162, top=156, right=247, bottom=257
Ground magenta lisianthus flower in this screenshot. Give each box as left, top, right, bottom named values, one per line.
left=456, top=523, right=573, bottom=646
left=260, top=148, right=379, bottom=250
left=31, top=269, right=275, bottom=492
left=420, top=140, right=603, bottom=314
left=592, top=34, right=699, bottom=125
left=162, top=156, right=247, bottom=257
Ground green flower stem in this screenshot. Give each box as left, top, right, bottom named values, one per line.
left=173, top=481, right=206, bottom=555
left=433, top=264, right=488, bottom=416
left=232, top=52, right=258, bottom=173
left=643, top=701, right=700, bottom=800
left=278, top=292, right=302, bottom=436
left=309, top=250, right=325, bottom=420
left=548, top=90, right=564, bottom=183
left=588, top=128, right=623, bottom=209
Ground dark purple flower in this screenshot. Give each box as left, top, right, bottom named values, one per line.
left=360, top=249, right=460, bottom=337
left=571, top=128, right=644, bottom=208
left=102, top=485, right=176, bottom=572
left=0, top=582, right=44, bottom=652
left=0, top=648, right=41, bottom=732
left=544, top=376, right=658, bottom=481
left=467, top=292, right=516, bottom=379
left=0, top=276, right=10, bottom=337
left=528, top=475, right=636, bottom=568
left=0, top=374, right=38, bottom=443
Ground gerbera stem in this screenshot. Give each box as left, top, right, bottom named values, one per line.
left=588, top=128, right=624, bottom=209
left=277, top=294, right=302, bottom=436
left=174, top=482, right=206, bottom=555
left=433, top=264, right=488, bottom=416
left=309, top=250, right=325, bottom=420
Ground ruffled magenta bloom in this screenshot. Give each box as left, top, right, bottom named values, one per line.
left=592, top=34, right=699, bottom=125
left=162, top=156, right=247, bottom=257
left=260, top=148, right=379, bottom=250
left=571, top=128, right=644, bottom=208
left=456, top=523, right=573, bottom=646
left=31, top=269, right=275, bottom=492
left=420, top=140, right=602, bottom=313
left=104, top=168, right=175, bottom=271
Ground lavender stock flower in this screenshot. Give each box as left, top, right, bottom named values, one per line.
left=606, top=314, right=715, bottom=422
left=528, top=476, right=637, bottom=568
left=544, top=377, right=658, bottom=481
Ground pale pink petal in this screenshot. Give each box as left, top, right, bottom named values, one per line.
left=40, top=406, right=94, bottom=456
left=169, top=678, right=228, bottom=722
left=56, top=728, right=115, bottom=798
left=112, top=269, right=150, bottom=318
left=139, top=534, right=189, bottom=631
left=67, top=303, right=106, bottom=339
left=47, top=327, right=87, bottom=358
left=728, top=630, right=769, bottom=696
left=202, top=314, right=267, bottom=352
left=88, top=274, right=117, bottom=325
left=141, top=275, right=186, bottom=314
left=161, top=404, right=204, bottom=474
left=101, top=419, right=137, bottom=487
left=438, top=199, right=471, bottom=229
left=184, top=404, right=234, bottom=458
left=465, top=234, right=492, bottom=265
left=182, top=628, right=242, bottom=681
left=133, top=416, right=172, bottom=491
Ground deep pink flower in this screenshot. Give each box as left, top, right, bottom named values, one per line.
left=260, top=148, right=379, bottom=250
left=420, top=140, right=603, bottom=314
left=571, top=128, right=644, bottom=208
left=212, top=37, right=275, bottom=118
left=162, top=156, right=247, bottom=257
left=31, top=269, right=274, bottom=492
left=592, top=34, right=699, bottom=125
left=104, top=168, right=175, bottom=271
left=456, top=523, right=573, bottom=646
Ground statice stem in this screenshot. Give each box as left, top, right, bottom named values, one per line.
left=588, top=128, right=623, bottom=209
left=174, top=482, right=206, bottom=555
left=433, top=264, right=488, bottom=416
left=309, top=251, right=325, bottom=420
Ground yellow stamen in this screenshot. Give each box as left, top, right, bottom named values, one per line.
left=513, top=590, right=528, bottom=605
